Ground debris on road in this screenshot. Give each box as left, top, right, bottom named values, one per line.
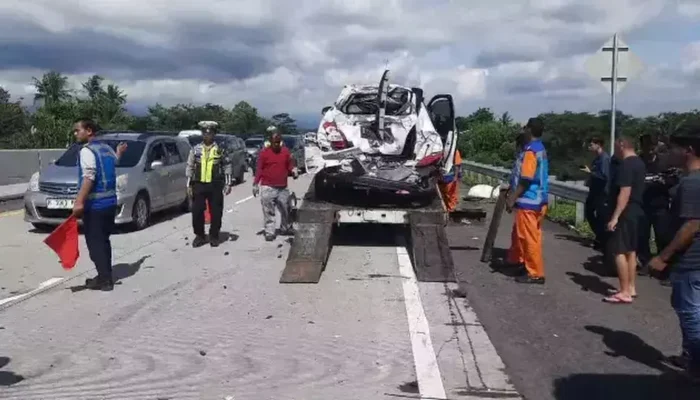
left=265, top=315, right=273, bottom=319
left=199, top=350, right=207, bottom=356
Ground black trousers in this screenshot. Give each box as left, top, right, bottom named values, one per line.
left=584, top=190, right=608, bottom=245
left=83, top=206, right=116, bottom=281
left=638, top=206, right=672, bottom=266
left=192, top=181, right=224, bottom=238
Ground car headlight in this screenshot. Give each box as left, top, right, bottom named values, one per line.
left=116, top=174, right=128, bottom=193
left=28, top=172, right=40, bottom=192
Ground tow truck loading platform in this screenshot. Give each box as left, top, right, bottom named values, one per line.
left=281, top=181, right=487, bottom=284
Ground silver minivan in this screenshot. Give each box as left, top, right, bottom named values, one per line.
left=24, top=132, right=192, bottom=232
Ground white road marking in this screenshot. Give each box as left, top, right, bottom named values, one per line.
left=396, top=246, right=447, bottom=399
left=0, top=209, right=23, bottom=218
left=0, top=277, right=65, bottom=306
left=235, top=195, right=254, bottom=205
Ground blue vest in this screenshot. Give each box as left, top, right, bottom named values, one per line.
left=78, top=141, right=118, bottom=210
left=510, top=139, right=548, bottom=211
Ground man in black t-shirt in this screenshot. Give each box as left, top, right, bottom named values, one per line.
left=604, top=136, right=647, bottom=304
left=649, top=132, right=700, bottom=382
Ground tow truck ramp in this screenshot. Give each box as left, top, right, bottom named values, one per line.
left=280, top=186, right=456, bottom=284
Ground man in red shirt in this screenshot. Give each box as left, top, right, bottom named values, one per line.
left=253, top=132, right=299, bottom=241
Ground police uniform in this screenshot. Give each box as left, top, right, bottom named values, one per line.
left=79, top=140, right=119, bottom=290
left=186, top=123, right=233, bottom=247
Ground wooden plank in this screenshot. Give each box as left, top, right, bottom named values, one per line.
left=280, top=222, right=333, bottom=283
left=409, top=223, right=456, bottom=282
left=480, top=187, right=508, bottom=263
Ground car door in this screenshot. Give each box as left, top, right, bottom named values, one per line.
left=163, top=140, right=187, bottom=206
left=427, top=94, right=458, bottom=175
left=144, top=141, right=168, bottom=210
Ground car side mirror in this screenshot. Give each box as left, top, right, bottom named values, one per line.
left=150, top=160, right=164, bottom=170
left=322, top=106, right=331, bottom=115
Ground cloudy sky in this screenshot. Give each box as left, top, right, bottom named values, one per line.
left=1, top=0, right=699, bottom=127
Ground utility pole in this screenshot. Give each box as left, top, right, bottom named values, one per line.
left=605, top=34, right=624, bottom=155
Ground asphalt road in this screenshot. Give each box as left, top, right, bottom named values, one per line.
left=0, top=173, right=515, bottom=399
left=0, top=198, right=23, bottom=214
left=450, top=203, right=699, bottom=400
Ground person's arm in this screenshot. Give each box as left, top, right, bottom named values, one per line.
left=287, top=149, right=295, bottom=173
left=507, top=151, right=536, bottom=206
left=73, top=148, right=96, bottom=216
left=658, top=180, right=700, bottom=262
left=185, top=148, right=195, bottom=188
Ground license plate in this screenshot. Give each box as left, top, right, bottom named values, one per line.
left=47, top=198, right=75, bottom=209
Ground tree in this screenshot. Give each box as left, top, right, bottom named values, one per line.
left=225, top=101, right=266, bottom=135
left=270, top=113, right=297, bottom=135
left=456, top=107, right=495, bottom=132
left=0, top=87, right=28, bottom=144
left=499, top=111, right=513, bottom=126
left=31, top=71, right=72, bottom=106
left=82, top=75, right=104, bottom=100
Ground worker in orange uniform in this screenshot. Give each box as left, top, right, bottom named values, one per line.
left=439, top=150, right=463, bottom=212
left=505, top=117, right=549, bottom=284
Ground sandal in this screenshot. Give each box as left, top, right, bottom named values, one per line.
left=603, top=293, right=634, bottom=304
left=606, top=288, right=638, bottom=298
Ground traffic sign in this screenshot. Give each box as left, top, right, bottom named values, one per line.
left=585, top=35, right=645, bottom=94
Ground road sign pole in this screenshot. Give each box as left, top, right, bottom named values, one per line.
left=610, top=33, right=618, bottom=155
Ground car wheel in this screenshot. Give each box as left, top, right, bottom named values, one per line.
left=31, top=223, right=54, bottom=232
left=131, top=193, right=151, bottom=231
left=236, top=164, right=245, bottom=184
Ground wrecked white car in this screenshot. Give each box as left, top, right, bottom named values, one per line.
left=309, top=70, right=458, bottom=206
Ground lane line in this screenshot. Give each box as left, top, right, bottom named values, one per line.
left=235, top=195, right=254, bottom=205
left=0, top=209, right=23, bottom=218
left=396, top=246, right=447, bottom=399
left=0, top=277, right=65, bottom=306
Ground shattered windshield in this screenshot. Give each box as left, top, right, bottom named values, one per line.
left=340, top=87, right=413, bottom=116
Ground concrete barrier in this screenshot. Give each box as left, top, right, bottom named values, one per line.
left=0, top=149, right=66, bottom=186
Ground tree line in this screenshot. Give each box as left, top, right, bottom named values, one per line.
left=2, top=71, right=699, bottom=179
left=456, top=107, right=700, bottom=181
left=0, top=71, right=299, bottom=149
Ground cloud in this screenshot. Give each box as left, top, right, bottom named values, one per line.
left=0, top=0, right=698, bottom=124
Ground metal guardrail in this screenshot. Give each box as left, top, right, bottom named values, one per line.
left=462, top=161, right=589, bottom=223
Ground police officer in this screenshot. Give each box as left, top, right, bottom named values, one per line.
left=71, top=118, right=126, bottom=291
left=186, top=121, right=233, bottom=248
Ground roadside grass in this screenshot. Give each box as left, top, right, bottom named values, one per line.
left=546, top=200, right=594, bottom=239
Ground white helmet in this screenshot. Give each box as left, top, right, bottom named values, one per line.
left=266, top=125, right=278, bottom=133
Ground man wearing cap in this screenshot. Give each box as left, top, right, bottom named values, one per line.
left=186, top=121, right=233, bottom=248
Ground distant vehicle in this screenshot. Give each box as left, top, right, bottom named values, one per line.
left=244, top=136, right=266, bottom=173
left=25, top=132, right=193, bottom=232
left=281, top=134, right=306, bottom=172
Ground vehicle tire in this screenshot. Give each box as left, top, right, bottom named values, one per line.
left=130, top=193, right=151, bottom=231
left=236, top=164, right=245, bottom=184
left=31, top=223, right=54, bottom=232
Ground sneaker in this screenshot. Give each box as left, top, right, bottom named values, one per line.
left=192, top=235, right=207, bottom=248
left=514, top=275, right=545, bottom=285
left=85, top=277, right=114, bottom=291
left=265, top=234, right=275, bottom=242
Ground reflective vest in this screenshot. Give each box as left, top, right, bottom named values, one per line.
left=191, top=143, right=224, bottom=184
left=78, top=141, right=118, bottom=210
left=509, top=139, right=548, bottom=211
left=442, top=151, right=463, bottom=184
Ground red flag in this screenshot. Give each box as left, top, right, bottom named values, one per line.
left=44, top=215, right=80, bottom=270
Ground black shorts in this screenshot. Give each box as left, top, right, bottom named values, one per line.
left=608, top=206, right=643, bottom=255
